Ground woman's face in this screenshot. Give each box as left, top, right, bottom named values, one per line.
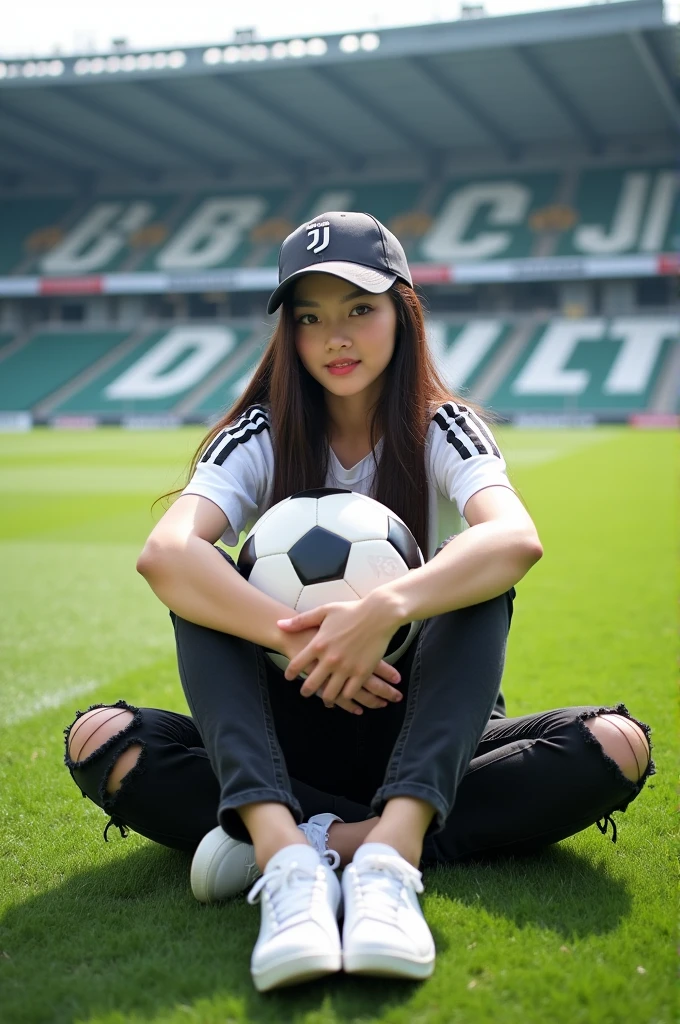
left=292, top=273, right=397, bottom=400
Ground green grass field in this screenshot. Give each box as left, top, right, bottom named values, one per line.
left=0, top=426, right=676, bottom=1024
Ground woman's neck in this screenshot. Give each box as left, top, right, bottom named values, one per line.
left=325, top=391, right=379, bottom=446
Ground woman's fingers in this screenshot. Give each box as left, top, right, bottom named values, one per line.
left=317, top=679, right=382, bottom=713
left=299, top=664, right=332, bottom=697
left=352, top=686, right=388, bottom=710
left=330, top=693, right=364, bottom=715
left=378, top=660, right=402, bottom=684
left=362, top=675, right=403, bottom=703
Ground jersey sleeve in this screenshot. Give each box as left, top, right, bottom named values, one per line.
left=180, top=405, right=272, bottom=547
left=428, top=402, right=514, bottom=519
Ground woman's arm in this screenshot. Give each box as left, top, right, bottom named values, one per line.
left=136, top=494, right=302, bottom=651
left=136, top=495, right=402, bottom=710
left=365, top=486, right=543, bottom=628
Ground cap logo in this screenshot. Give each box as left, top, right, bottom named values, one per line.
left=306, top=221, right=330, bottom=254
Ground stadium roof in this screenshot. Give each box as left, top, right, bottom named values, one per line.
left=0, top=0, right=676, bottom=188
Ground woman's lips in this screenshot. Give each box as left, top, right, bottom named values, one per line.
left=326, top=361, right=360, bottom=376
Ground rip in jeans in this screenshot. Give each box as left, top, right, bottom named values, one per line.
left=63, top=699, right=146, bottom=841
left=576, top=702, right=654, bottom=843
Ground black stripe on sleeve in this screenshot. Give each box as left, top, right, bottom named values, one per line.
left=200, top=406, right=269, bottom=465
left=442, top=402, right=496, bottom=458
left=455, top=404, right=501, bottom=459
left=433, top=408, right=472, bottom=461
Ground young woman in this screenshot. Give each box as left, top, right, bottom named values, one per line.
left=64, top=211, right=653, bottom=993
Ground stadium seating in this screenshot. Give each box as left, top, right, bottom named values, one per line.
left=50, top=325, right=254, bottom=415
left=487, top=317, right=679, bottom=415
left=39, top=195, right=179, bottom=276
left=192, top=338, right=268, bottom=417
left=132, top=189, right=289, bottom=274
left=7, top=166, right=674, bottom=278
left=420, top=172, right=559, bottom=261
left=2, top=318, right=675, bottom=421
left=428, top=320, right=512, bottom=391
left=0, top=197, right=75, bottom=275
left=0, top=331, right=129, bottom=411
left=555, top=168, right=678, bottom=257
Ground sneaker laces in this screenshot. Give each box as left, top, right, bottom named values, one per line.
left=246, top=849, right=339, bottom=923
left=351, top=855, right=424, bottom=924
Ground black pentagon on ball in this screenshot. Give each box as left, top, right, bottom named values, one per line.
left=237, top=533, right=257, bottom=581
left=288, top=526, right=351, bottom=586
left=289, top=488, right=351, bottom=500
left=387, top=516, right=422, bottom=569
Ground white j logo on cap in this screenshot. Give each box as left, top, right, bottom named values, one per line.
left=306, top=225, right=330, bottom=254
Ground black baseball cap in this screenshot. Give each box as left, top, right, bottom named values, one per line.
left=267, top=210, right=413, bottom=315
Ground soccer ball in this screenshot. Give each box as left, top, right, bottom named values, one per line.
left=237, top=487, right=424, bottom=676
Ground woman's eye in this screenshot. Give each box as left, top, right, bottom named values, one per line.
left=350, top=304, right=372, bottom=316
left=298, top=313, right=318, bottom=325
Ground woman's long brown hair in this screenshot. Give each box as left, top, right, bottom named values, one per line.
left=166, top=282, right=465, bottom=557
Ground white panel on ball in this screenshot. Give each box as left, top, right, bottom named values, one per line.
left=296, top=578, right=359, bottom=611
left=250, top=500, right=282, bottom=534
left=248, top=553, right=303, bottom=606
left=316, top=492, right=389, bottom=542
left=253, top=498, right=317, bottom=556
left=344, top=540, right=408, bottom=596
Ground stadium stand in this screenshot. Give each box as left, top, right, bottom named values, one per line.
left=49, top=326, right=254, bottom=416
left=0, top=331, right=129, bottom=411
left=5, top=166, right=675, bottom=277
left=0, top=198, right=74, bottom=274
left=487, top=317, right=679, bottom=415
left=0, top=0, right=677, bottom=425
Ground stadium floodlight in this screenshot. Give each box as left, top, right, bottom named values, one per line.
left=288, top=39, right=307, bottom=58
left=306, top=38, right=328, bottom=56
left=106, top=55, right=122, bottom=72
left=204, top=47, right=223, bottom=65
left=48, top=60, right=65, bottom=76
left=167, top=51, right=186, bottom=68
left=339, top=35, right=361, bottom=53
left=153, top=52, right=168, bottom=68
left=252, top=44, right=269, bottom=61
left=223, top=46, right=240, bottom=63
left=89, top=57, right=106, bottom=74
left=121, top=54, right=137, bottom=71
left=73, top=58, right=89, bottom=75
left=136, top=54, right=154, bottom=70
left=360, top=33, right=380, bottom=51
left=271, top=42, right=288, bottom=59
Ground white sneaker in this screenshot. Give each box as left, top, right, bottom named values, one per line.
left=247, top=843, right=342, bottom=991
left=341, top=842, right=435, bottom=979
left=190, top=813, right=344, bottom=903
left=190, top=826, right=261, bottom=904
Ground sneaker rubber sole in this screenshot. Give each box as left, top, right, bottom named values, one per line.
left=252, top=951, right=342, bottom=992
left=343, top=949, right=435, bottom=979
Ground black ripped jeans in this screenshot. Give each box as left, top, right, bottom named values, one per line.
left=64, top=547, right=654, bottom=864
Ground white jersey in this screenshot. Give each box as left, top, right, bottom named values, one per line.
left=182, top=403, right=514, bottom=561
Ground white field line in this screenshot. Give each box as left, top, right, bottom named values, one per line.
left=5, top=680, right=100, bottom=726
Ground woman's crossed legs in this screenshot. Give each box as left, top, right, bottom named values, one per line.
left=64, top=699, right=652, bottom=863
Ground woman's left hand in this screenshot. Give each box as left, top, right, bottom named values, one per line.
left=277, top=594, right=402, bottom=703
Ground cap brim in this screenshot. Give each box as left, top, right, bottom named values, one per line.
left=267, top=262, right=397, bottom=314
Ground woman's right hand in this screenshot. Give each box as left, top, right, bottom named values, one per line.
left=279, top=625, right=403, bottom=715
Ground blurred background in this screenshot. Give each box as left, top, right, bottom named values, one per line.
left=0, top=0, right=677, bottom=430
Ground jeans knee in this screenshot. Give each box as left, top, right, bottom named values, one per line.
left=65, top=705, right=143, bottom=796
left=582, top=712, right=651, bottom=783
